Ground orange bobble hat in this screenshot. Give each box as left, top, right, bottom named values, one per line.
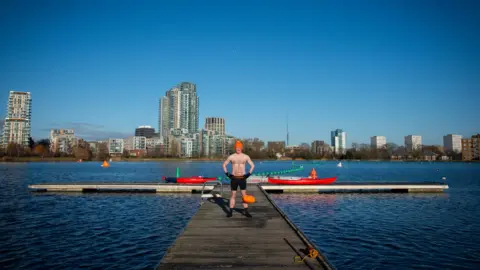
left=234, top=140, right=243, bottom=149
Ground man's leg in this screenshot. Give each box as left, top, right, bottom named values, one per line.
left=229, top=190, right=236, bottom=209
left=240, top=179, right=252, bottom=217
left=228, top=178, right=238, bottom=218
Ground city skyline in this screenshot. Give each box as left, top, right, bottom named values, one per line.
left=0, top=89, right=475, bottom=148
left=1, top=1, right=478, bottom=145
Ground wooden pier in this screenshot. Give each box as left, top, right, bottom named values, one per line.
left=27, top=183, right=214, bottom=193
left=156, top=184, right=333, bottom=269
left=261, top=182, right=448, bottom=193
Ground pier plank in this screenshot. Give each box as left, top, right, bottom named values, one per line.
left=156, top=185, right=331, bottom=269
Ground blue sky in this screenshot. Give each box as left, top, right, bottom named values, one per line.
left=0, top=0, right=478, bottom=145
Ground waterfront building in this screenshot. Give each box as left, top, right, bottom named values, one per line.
left=462, top=134, right=480, bottom=161
left=124, top=136, right=146, bottom=151
left=443, top=134, right=462, bottom=153
left=146, top=137, right=163, bottom=149
left=50, top=129, right=76, bottom=154
left=405, top=135, right=422, bottom=152
left=331, top=129, right=347, bottom=155
left=371, top=136, right=387, bottom=149
left=1, top=91, right=32, bottom=147
left=205, top=117, right=225, bottom=135
left=108, top=139, right=124, bottom=155
left=135, top=125, right=155, bottom=138
left=181, top=137, right=194, bottom=158
left=199, top=129, right=228, bottom=157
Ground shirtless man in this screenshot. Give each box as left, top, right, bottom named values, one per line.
left=223, top=140, right=255, bottom=218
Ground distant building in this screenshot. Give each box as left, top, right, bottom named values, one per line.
left=1, top=91, right=32, bottom=147
left=285, top=145, right=302, bottom=154
left=331, top=129, right=347, bottom=155
left=371, top=136, right=387, bottom=149
left=124, top=136, right=146, bottom=151
left=205, top=117, right=225, bottom=135
left=146, top=137, right=163, bottom=149
left=443, top=134, right=462, bottom=153
left=50, top=129, right=76, bottom=154
left=108, top=139, right=124, bottom=155
left=311, top=140, right=330, bottom=156
left=145, top=137, right=164, bottom=156
left=159, top=96, right=169, bottom=138
left=135, top=126, right=155, bottom=138
left=405, top=135, right=422, bottom=152
left=462, top=134, right=480, bottom=161
left=181, top=138, right=195, bottom=158
left=267, top=141, right=286, bottom=155
left=159, top=82, right=199, bottom=137
left=199, top=129, right=229, bottom=157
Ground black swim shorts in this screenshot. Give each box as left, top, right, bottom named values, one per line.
left=230, top=176, right=247, bottom=191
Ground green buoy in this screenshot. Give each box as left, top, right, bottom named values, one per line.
left=176, top=167, right=180, bottom=177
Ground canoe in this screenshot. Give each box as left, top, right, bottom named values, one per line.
left=267, top=176, right=337, bottom=185
left=162, top=176, right=217, bottom=184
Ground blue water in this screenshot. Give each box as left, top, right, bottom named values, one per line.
left=273, top=161, right=480, bottom=269
left=0, top=161, right=479, bottom=269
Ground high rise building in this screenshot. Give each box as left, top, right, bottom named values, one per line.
left=159, top=82, right=199, bottom=137
left=50, top=129, right=76, bottom=154
left=331, top=129, right=347, bottom=155
left=405, top=135, right=422, bottom=152
left=443, top=134, right=462, bottom=153
left=205, top=117, right=225, bottom=135
left=158, top=97, right=169, bottom=138
left=371, top=136, right=387, bottom=149
left=1, top=91, right=32, bottom=147
left=135, top=126, right=155, bottom=138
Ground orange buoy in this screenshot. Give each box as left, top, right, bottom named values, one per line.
left=242, top=195, right=256, bottom=204
left=101, top=160, right=110, bottom=167
left=309, top=168, right=317, bottom=179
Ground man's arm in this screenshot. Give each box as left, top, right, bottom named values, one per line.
left=222, top=156, right=231, bottom=174
left=247, top=156, right=255, bottom=174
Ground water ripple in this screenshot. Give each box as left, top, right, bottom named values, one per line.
left=272, top=190, right=480, bottom=269
left=1, top=161, right=480, bottom=269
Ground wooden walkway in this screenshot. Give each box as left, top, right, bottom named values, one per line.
left=156, top=184, right=332, bottom=269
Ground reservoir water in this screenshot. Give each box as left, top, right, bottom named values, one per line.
left=0, top=161, right=479, bottom=269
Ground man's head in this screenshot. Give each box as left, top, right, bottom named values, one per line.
left=235, top=140, right=243, bottom=154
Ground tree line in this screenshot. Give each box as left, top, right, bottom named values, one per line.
left=0, top=138, right=110, bottom=161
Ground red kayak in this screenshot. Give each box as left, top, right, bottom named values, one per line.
left=162, top=176, right=217, bottom=184
left=267, top=176, right=337, bottom=185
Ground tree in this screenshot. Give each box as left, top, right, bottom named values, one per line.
left=28, top=137, right=35, bottom=150
left=6, top=143, right=25, bottom=157
left=33, top=145, right=48, bottom=157
left=411, top=149, right=423, bottom=160
left=74, top=146, right=92, bottom=161
left=96, top=143, right=109, bottom=161
left=37, top=139, right=50, bottom=148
